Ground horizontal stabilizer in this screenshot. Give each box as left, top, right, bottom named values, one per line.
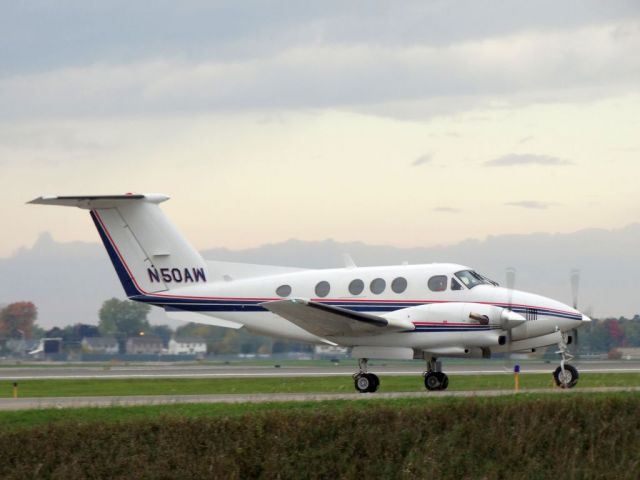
left=164, top=309, right=243, bottom=329
left=260, top=299, right=414, bottom=338
left=28, top=194, right=169, bottom=209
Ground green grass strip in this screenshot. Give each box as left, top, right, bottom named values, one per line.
left=1, top=371, right=639, bottom=398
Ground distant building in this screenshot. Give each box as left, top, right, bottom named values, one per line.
left=81, top=337, right=119, bottom=354
left=5, top=338, right=41, bottom=356
left=126, top=336, right=163, bottom=355
left=168, top=337, right=207, bottom=355
left=617, top=348, right=640, bottom=360
left=314, top=345, right=349, bottom=359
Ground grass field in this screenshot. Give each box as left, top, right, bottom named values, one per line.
left=1, top=393, right=639, bottom=479
left=0, top=390, right=635, bottom=432
left=2, top=371, right=639, bottom=398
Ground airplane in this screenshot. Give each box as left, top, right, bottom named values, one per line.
left=29, top=193, right=590, bottom=392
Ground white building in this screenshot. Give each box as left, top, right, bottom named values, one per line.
left=168, top=337, right=207, bottom=355
left=314, top=345, right=349, bottom=359
left=81, top=337, right=119, bottom=354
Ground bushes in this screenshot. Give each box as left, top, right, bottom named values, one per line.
left=1, top=395, right=639, bottom=479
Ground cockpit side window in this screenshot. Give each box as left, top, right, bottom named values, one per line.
left=454, top=270, right=489, bottom=289
left=451, top=278, right=463, bottom=291
left=428, top=275, right=448, bottom=292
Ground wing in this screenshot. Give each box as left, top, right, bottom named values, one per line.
left=260, top=299, right=414, bottom=338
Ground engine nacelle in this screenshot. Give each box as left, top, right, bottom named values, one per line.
left=383, top=302, right=525, bottom=329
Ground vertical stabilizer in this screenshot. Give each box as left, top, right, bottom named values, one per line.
left=29, top=194, right=209, bottom=298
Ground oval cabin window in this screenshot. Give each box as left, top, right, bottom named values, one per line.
left=370, top=278, right=386, bottom=295
left=349, top=279, right=365, bottom=295
left=276, top=284, right=292, bottom=297
left=428, top=275, right=447, bottom=292
left=315, top=281, right=331, bottom=298
left=391, top=277, right=407, bottom=293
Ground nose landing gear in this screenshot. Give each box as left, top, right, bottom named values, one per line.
left=553, top=332, right=579, bottom=388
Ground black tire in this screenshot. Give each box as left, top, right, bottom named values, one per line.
left=366, top=373, right=380, bottom=393
left=424, top=372, right=442, bottom=391
left=354, top=373, right=371, bottom=393
left=439, top=373, right=449, bottom=391
left=553, top=364, right=579, bottom=388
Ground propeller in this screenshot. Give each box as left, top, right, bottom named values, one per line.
left=503, top=267, right=517, bottom=369
left=506, top=267, right=516, bottom=293
left=570, top=269, right=581, bottom=355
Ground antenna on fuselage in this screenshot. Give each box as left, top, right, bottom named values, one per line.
left=342, top=253, right=357, bottom=269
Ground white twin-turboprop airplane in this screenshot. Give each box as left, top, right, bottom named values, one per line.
left=30, top=194, right=590, bottom=392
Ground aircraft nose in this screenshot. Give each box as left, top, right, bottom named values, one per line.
left=582, top=314, right=591, bottom=322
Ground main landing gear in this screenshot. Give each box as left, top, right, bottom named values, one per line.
left=353, top=358, right=380, bottom=393
left=423, top=357, right=449, bottom=391
left=553, top=332, right=579, bottom=389
left=353, top=357, right=450, bottom=393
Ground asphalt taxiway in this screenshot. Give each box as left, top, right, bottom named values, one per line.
left=1, top=360, right=639, bottom=380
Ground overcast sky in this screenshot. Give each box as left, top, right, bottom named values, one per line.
left=2, top=1, right=640, bottom=256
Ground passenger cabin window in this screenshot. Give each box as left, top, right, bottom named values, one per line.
left=451, top=278, right=463, bottom=291
left=454, top=270, right=490, bottom=289
left=276, top=284, right=292, bottom=297
left=391, top=277, right=407, bottom=294
left=370, top=278, right=386, bottom=295
left=349, top=279, right=365, bottom=295
left=428, top=275, right=447, bottom=292
left=315, top=281, right=330, bottom=298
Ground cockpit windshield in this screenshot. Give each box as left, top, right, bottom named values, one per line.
left=454, top=270, right=496, bottom=289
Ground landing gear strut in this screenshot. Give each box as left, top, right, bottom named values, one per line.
left=423, top=357, right=449, bottom=391
left=553, top=332, right=579, bottom=388
left=353, top=358, right=380, bottom=393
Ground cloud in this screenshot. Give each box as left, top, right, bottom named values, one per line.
left=412, top=154, right=432, bottom=166
left=505, top=201, right=556, bottom=210
left=433, top=206, right=461, bottom=213
left=2, top=19, right=640, bottom=120
left=2, top=1, right=639, bottom=75
left=485, top=154, right=571, bottom=167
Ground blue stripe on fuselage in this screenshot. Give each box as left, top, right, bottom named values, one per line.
left=90, top=210, right=142, bottom=298
left=151, top=296, right=582, bottom=323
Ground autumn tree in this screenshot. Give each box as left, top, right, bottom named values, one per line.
left=98, top=298, right=151, bottom=338
left=0, top=302, right=38, bottom=339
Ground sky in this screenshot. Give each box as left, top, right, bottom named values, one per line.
left=2, top=1, right=640, bottom=256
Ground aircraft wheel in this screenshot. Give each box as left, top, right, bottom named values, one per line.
left=367, top=373, right=380, bottom=393
left=553, top=364, right=579, bottom=389
left=424, top=372, right=442, bottom=391
left=439, top=373, right=449, bottom=391
left=355, top=373, right=379, bottom=393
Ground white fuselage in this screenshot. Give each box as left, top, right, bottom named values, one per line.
left=144, top=263, right=586, bottom=354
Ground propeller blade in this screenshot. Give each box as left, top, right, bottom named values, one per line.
left=506, top=267, right=516, bottom=292
left=570, top=269, right=580, bottom=310
left=503, top=268, right=518, bottom=368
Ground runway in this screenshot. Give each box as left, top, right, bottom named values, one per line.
left=1, top=386, right=639, bottom=411
left=1, top=360, right=640, bottom=380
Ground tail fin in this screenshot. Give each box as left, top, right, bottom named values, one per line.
left=29, top=194, right=209, bottom=298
